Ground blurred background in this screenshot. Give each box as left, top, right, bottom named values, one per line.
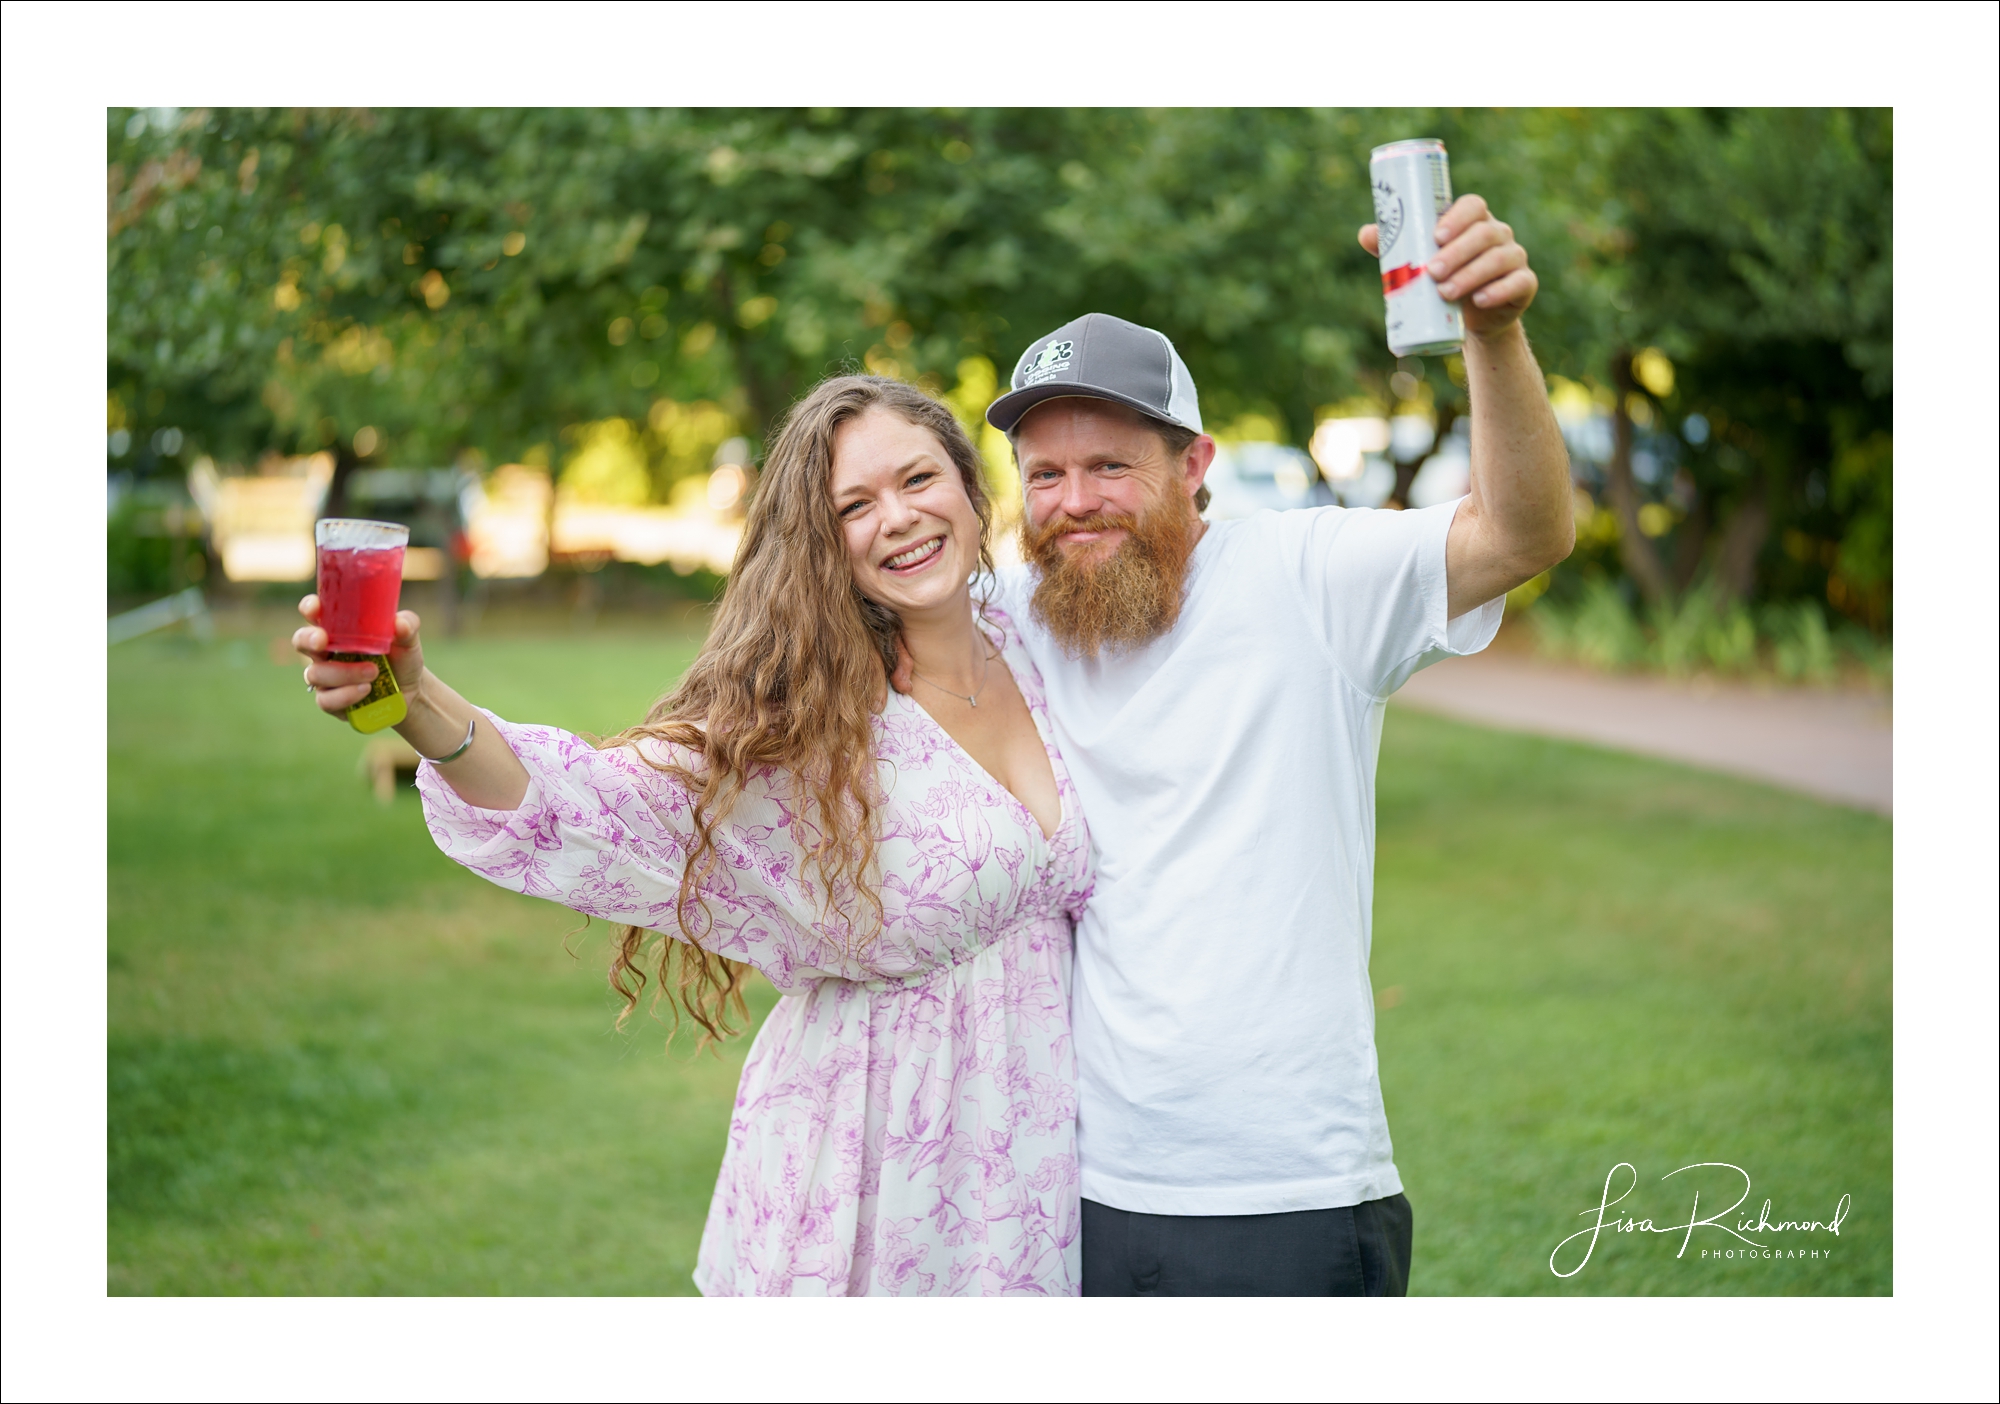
left=107, top=107, right=1891, bottom=1296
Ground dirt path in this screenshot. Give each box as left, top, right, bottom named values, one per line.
left=1394, top=648, right=1892, bottom=815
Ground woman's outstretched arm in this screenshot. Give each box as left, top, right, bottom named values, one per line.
left=299, top=595, right=832, bottom=981
left=295, top=597, right=530, bottom=810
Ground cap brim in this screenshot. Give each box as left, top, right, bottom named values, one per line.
left=985, top=382, right=1190, bottom=435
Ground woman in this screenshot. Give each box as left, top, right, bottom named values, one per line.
left=298, top=377, right=1092, bottom=1296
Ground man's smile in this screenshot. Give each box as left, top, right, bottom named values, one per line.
left=1059, top=527, right=1123, bottom=547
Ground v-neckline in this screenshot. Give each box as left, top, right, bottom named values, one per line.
left=898, top=653, right=1067, bottom=845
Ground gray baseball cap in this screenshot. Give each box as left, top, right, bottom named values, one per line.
left=985, top=312, right=1203, bottom=436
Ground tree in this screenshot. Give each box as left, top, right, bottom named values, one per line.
left=110, top=108, right=1401, bottom=474
left=1540, top=109, right=1893, bottom=626
left=108, top=106, right=1891, bottom=630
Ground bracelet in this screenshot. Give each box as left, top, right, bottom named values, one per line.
left=418, top=716, right=479, bottom=765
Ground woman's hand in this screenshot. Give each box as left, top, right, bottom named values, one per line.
left=1357, top=193, right=1538, bottom=340
left=294, top=594, right=530, bottom=808
left=295, top=597, right=426, bottom=717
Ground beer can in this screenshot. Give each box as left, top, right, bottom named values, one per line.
left=1370, top=138, right=1464, bottom=357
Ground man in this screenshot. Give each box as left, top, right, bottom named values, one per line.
left=974, top=196, right=1571, bottom=1295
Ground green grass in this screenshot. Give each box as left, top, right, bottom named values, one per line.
left=1373, top=712, right=1890, bottom=1294
left=108, top=614, right=1890, bottom=1295
left=108, top=615, right=761, bottom=1295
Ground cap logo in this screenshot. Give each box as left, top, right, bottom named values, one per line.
left=1019, top=339, right=1075, bottom=386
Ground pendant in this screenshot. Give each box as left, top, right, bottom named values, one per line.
left=968, top=695, right=978, bottom=708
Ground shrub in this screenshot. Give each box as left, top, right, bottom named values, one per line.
left=1536, top=578, right=1648, bottom=670
left=1528, top=578, right=1884, bottom=686
left=1649, top=582, right=1759, bottom=677
left=1764, top=600, right=1839, bottom=684
left=108, top=487, right=209, bottom=600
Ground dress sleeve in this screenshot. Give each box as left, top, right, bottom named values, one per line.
left=416, top=710, right=830, bottom=987
left=1274, top=498, right=1505, bottom=700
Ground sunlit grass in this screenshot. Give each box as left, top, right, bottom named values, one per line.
left=108, top=614, right=1889, bottom=1295
left=1372, top=712, right=1890, bottom=1295
left=108, top=614, right=758, bottom=1296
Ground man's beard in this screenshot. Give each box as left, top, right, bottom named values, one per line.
left=1024, top=485, right=1199, bottom=659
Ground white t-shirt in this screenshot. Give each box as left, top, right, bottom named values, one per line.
left=991, top=498, right=1504, bottom=1216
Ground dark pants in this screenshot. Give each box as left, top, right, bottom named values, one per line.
left=1081, top=1193, right=1413, bottom=1296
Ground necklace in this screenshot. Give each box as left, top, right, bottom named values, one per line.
left=911, top=640, right=995, bottom=708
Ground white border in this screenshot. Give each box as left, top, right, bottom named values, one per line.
left=5, top=3, right=1995, bottom=1401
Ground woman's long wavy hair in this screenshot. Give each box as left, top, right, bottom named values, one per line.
left=605, top=376, right=995, bottom=1042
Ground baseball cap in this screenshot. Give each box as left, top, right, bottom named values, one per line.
left=985, top=312, right=1203, bottom=436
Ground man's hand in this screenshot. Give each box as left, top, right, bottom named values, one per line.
left=1358, top=194, right=1537, bottom=339
left=1358, top=195, right=1572, bottom=614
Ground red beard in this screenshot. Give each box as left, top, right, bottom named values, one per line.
left=1024, top=484, right=1199, bottom=659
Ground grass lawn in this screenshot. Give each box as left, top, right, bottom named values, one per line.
left=108, top=612, right=1890, bottom=1295
left=1371, top=711, right=1889, bottom=1294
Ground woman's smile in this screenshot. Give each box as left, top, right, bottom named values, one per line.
left=881, top=534, right=946, bottom=575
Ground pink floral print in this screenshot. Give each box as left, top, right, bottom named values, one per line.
left=417, top=607, right=1092, bottom=1295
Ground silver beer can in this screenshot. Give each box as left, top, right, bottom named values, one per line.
left=1370, top=138, right=1464, bottom=357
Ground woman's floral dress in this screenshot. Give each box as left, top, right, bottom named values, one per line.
left=416, top=608, right=1093, bottom=1295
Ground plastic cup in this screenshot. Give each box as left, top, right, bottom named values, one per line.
left=316, top=518, right=407, bottom=654
left=315, top=518, right=409, bottom=733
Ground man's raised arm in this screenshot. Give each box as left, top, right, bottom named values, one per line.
left=1359, top=194, right=1575, bottom=619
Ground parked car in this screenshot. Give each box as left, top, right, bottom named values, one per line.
left=1202, top=441, right=1335, bottom=520
left=342, top=467, right=476, bottom=582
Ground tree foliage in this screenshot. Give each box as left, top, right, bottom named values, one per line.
left=1592, top=108, right=1892, bottom=629
left=107, top=106, right=1890, bottom=628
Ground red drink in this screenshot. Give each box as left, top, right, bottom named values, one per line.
left=315, top=519, right=407, bottom=655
